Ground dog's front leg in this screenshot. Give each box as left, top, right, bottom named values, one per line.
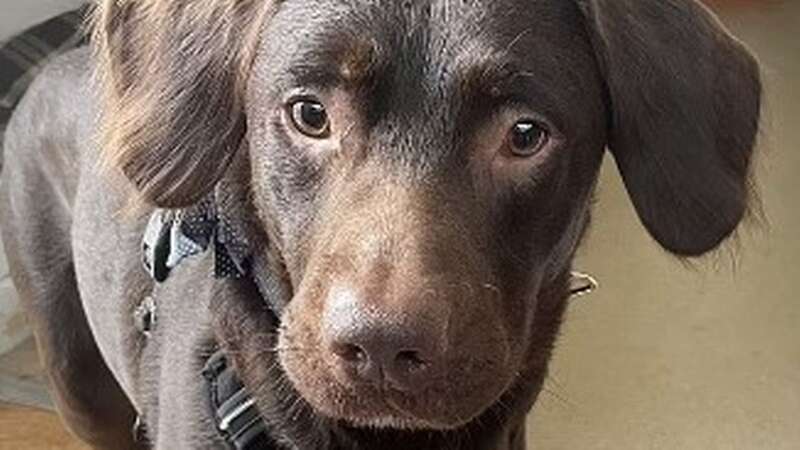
left=0, top=51, right=146, bottom=450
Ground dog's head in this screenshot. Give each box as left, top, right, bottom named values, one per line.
left=94, top=0, right=760, bottom=432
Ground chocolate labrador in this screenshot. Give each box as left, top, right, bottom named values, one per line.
left=0, top=0, right=760, bottom=449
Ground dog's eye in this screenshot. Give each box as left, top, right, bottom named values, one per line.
left=290, top=100, right=330, bottom=138
left=507, top=120, right=549, bottom=157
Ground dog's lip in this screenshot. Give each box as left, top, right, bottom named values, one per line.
left=312, top=387, right=436, bottom=430
left=339, top=396, right=465, bottom=431
left=336, top=359, right=523, bottom=431
left=338, top=370, right=444, bottom=394
left=322, top=382, right=479, bottom=431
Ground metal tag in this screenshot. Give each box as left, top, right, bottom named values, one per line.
left=134, top=295, right=157, bottom=336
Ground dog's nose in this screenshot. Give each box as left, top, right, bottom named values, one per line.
left=323, top=287, right=443, bottom=391
left=329, top=325, right=434, bottom=389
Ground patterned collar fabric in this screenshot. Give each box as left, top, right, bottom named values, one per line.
left=142, top=196, right=253, bottom=283
left=141, top=195, right=295, bottom=319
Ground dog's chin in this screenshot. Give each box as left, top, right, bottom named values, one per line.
left=341, top=414, right=451, bottom=431
left=305, top=393, right=488, bottom=432
left=324, top=387, right=491, bottom=431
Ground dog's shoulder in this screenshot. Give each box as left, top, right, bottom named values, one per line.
left=34, top=46, right=92, bottom=91
left=4, top=47, right=95, bottom=176
left=8, top=46, right=94, bottom=129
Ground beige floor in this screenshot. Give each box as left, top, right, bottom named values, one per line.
left=0, top=2, right=798, bottom=450
left=527, top=3, right=800, bottom=449
left=0, top=403, right=88, bottom=450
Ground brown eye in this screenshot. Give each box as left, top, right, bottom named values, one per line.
left=508, top=120, right=549, bottom=157
left=290, top=99, right=330, bottom=138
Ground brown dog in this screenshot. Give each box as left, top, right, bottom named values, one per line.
left=0, top=0, right=760, bottom=449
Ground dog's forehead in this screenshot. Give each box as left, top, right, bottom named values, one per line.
left=263, top=0, right=591, bottom=86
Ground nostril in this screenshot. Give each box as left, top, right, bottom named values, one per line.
left=332, top=342, right=368, bottom=364
left=395, top=350, right=427, bottom=372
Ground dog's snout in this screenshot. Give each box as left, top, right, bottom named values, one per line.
left=323, top=287, right=444, bottom=391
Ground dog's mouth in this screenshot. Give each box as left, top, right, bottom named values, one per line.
left=329, top=386, right=452, bottom=430
left=279, top=349, right=515, bottom=431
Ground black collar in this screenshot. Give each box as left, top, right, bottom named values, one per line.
left=203, top=350, right=276, bottom=450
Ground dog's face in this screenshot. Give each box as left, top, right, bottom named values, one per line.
left=247, top=0, right=605, bottom=429
left=95, top=0, right=760, bottom=435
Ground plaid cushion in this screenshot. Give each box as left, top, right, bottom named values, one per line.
left=0, top=6, right=89, bottom=160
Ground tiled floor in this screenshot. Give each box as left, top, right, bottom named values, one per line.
left=0, top=2, right=798, bottom=450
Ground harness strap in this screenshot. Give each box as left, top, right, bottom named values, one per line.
left=142, top=203, right=285, bottom=449
left=202, top=350, right=276, bottom=450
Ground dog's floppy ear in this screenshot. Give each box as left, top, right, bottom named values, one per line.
left=92, top=1, right=271, bottom=208
left=577, top=0, right=761, bottom=256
